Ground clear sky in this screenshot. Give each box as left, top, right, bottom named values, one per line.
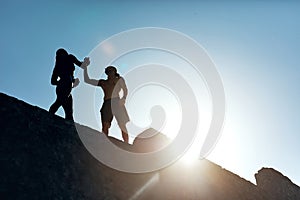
left=1, top=1, right=300, bottom=185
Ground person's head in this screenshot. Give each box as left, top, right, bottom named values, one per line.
left=105, top=66, right=120, bottom=79
left=56, top=48, right=68, bottom=60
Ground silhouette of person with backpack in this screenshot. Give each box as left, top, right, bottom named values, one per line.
left=49, top=48, right=89, bottom=121
left=83, top=60, right=130, bottom=143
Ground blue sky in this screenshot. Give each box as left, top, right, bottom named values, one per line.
left=1, top=1, right=300, bottom=185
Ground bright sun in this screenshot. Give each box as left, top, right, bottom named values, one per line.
left=180, top=146, right=200, bottom=165
left=179, top=120, right=229, bottom=166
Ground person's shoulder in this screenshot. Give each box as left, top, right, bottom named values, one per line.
left=119, top=77, right=126, bottom=83
left=117, top=76, right=125, bottom=81
left=68, top=54, right=80, bottom=62
left=116, top=77, right=126, bottom=86
left=98, top=79, right=106, bottom=86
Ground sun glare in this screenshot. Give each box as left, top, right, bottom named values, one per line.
left=179, top=138, right=202, bottom=166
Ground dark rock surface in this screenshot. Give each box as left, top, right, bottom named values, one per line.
left=1, top=92, right=299, bottom=199
left=0, top=93, right=155, bottom=200
left=255, top=168, right=300, bottom=200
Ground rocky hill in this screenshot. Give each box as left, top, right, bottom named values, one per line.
left=1, top=92, right=299, bottom=200
left=255, top=168, right=300, bottom=200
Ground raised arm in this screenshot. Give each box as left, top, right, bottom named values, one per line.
left=80, top=57, right=100, bottom=86
left=83, top=67, right=100, bottom=86
left=70, top=54, right=83, bottom=67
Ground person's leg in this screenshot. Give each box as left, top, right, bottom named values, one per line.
left=118, top=123, right=129, bottom=143
left=49, top=87, right=63, bottom=114
left=102, top=122, right=111, bottom=136
left=114, top=99, right=130, bottom=143
left=62, top=94, right=73, bottom=121
left=49, top=98, right=61, bottom=114
left=100, top=100, right=113, bottom=136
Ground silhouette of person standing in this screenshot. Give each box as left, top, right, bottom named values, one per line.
left=83, top=61, right=130, bottom=143
left=49, top=48, right=89, bottom=121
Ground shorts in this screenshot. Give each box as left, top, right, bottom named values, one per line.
left=100, top=98, right=130, bottom=125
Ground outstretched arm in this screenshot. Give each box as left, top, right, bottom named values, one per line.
left=70, top=54, right=83, bottom=67
left=81, top=57, right=99, bottom=86
left=83, top=67, right=99, bottom=86
left=71, top=54, right=91, bottom=69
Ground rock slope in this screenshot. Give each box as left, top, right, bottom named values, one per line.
left=1, top=93, right=299, bottom=200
